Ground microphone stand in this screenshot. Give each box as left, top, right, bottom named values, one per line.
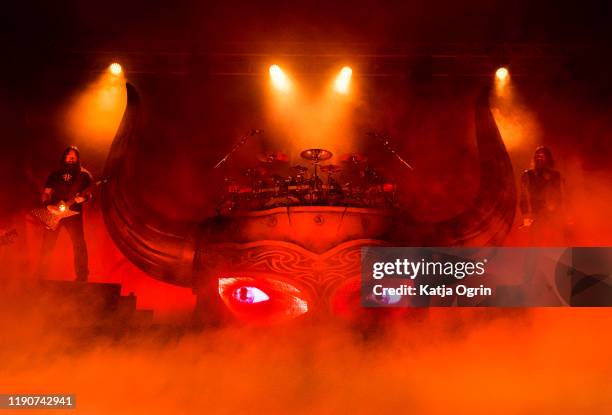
left=213, top=129, right=263, bottom=169
left=367, top=132, right=414, bottom=170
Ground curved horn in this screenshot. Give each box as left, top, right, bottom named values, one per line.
left=101, top=83, right=196, bottom=287
left=399, top=87, right=516, bottom=245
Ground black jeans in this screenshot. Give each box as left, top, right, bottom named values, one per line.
left=37, top=214, right=89, bottom=281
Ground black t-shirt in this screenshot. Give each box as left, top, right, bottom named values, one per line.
left=44, top=168, right=92, bottom=212
left=520, top=168, right=562, bottom=216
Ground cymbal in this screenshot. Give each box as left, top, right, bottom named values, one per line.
left=292, top=165, right=309, bottom=173
left=300, top=148, right=333, bottom=162
left=340, top=153, right=368, bottom=164
left=258, top=151, right=289, bottom=163
left=320, top=164, right=343, bottom=173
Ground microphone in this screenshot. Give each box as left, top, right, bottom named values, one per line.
left=214, top=129, right=264, bottom=168
left=366, top=131, right=413, bottom=170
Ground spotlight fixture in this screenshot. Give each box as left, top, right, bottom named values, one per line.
left=269, top=64, right=290, bottom=92
left=334, top=66, right=352, bottom=94
left=495, top=67, right=509, bottom=82
left=109, top=62, right=122, bottom=76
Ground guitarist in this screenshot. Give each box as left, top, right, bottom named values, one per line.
left=36, top=146, right=93, bottom=281
left=519, top=146, right=570, bottom=244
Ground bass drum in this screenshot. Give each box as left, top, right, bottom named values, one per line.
left=263, top=196, right=300, bottom=208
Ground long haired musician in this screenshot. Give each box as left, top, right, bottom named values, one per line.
left=36, top=146, right=93, bottom=281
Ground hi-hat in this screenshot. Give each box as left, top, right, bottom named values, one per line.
left=300, top=148, right=333, bottom=162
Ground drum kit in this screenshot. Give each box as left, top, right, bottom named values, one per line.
left=218, top=147, right=398, bottom=214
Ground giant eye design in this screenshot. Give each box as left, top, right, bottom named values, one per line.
left=218, top=276, right=309, bottom=324
left=232, top=286, right=270, bottom=304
